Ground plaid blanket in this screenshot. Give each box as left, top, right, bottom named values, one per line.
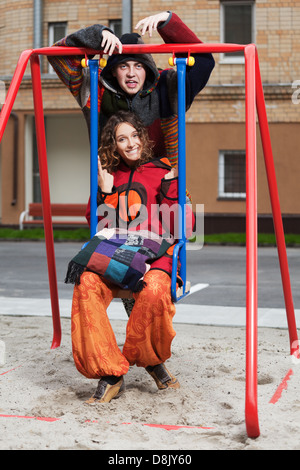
left=65, top=228, right=173, bottom=292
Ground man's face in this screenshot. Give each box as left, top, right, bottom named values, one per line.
left=112, top=61, right=146, bottom=96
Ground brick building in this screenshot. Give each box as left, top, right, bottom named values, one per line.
left=0, top=0, right=299, bottom=232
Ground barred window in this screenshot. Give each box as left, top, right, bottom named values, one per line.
left=220, top=1, right=255, bottom=62
left=48, top=22, right=67, bottom=46
left=48, top=22, right=67, bottom=73
left=219, top=150, right=246, bottom=199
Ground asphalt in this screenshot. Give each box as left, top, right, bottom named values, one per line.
left=0, top=240, right=300, bottom=329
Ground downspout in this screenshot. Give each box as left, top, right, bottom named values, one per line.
left=33, top=0, right=43, bottom=50
left=31, top=0, right=43, bottom=206
left=122, top=0, right=132, bottom=35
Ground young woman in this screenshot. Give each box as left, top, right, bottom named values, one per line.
left=69, top=111, right=193, bottom=404
left=52, top=10, right=214, bottom=341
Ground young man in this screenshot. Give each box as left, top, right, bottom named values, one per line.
left=48, top=11, right=214, bottom=162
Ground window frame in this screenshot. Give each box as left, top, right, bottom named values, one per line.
left=218, top=149, right=246, bottom=200
left=220, top=0, right=256, bottom=64
left=109, top=19, right=122, bottom=38
left=48, top=22, right=67, bottom=74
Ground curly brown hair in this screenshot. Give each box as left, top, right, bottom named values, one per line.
left=98, top=111, right=154, bottom=172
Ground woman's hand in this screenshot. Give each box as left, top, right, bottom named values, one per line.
left=101, top=30, right=123, bottom=55
left=98, top=157, right=114, bottom=192
left=164, top=166, right=178, bottom=180
left=135, top=11, right=170, bottom=37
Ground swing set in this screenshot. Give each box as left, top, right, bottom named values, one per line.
left=0, top=42, right=299, bottom=439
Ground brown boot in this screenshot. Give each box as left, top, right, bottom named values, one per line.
left=85, top=376, right=125, bottom=404
left=146, top=364, right=180, bottom=390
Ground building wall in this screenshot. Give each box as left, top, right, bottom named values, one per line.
left=133, top=0, right=300, bottom=86
left=2, top=1, right=299, bottom=109
left=186, top=121, right=300, bottom=214
left=0, top=0, right=300, bottom=229
left=0, top=0, right=123, bottom=76
left=1, top=112, right=26, bottom=225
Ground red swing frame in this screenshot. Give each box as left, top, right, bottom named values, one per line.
left=0, top=42, right=299, bottom=439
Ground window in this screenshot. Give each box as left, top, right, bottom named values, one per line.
left=220, top=1, right=255, bottom=63
left=109, top=19, right=122, bottom=38
left=219, top=150, right=246, bottom=199
left=48, top=22, right=67, bottom=73
left=48, top=22, right=67, bottom=45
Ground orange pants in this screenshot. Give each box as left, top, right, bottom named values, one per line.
left=71, top=270, right=176, bottom=379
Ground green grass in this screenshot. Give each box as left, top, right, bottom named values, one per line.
left=1, top=227, right=300, bottom=246
left=202, top=232, right=300, bottom=246
left=0, top=227, right=90, bottom=241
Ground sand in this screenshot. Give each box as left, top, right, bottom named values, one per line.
left=0, top=313, right=299, bottom=451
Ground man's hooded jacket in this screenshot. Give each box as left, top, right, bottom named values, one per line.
left=48, top=12, right=215, bottom=163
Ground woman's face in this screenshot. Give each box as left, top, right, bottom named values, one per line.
left=115, top=122, right=142, bottom=167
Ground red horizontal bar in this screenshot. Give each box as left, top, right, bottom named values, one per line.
left=0, top=42, right=251, bottom=143
left=32, top=42, right=248, bottom=56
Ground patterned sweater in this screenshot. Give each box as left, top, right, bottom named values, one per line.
left=85, top=156, right=194, bottom=276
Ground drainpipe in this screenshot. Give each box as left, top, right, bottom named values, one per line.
left=122, top=0, right=132, bottom=35
left=33, top=0, right=43, bottom=50
left=31, top=0, right=43, bottom=208
left=33, top=0, right=43, bottom=70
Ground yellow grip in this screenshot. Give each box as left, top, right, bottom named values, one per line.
left=99, top=58, right=107, bottom=68
left=81, top=58, right=88, bottom=68
left=169, top=56, right=195, bottom=67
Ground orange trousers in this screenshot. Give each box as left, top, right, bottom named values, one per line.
left=71, top=270, right=176, bottom=379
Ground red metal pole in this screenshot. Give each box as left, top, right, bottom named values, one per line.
left=30, top=54, right=61, bottom=349
left=0, top=50, right=33, bottom=142
left=255, top=52, right=299, bottom=359
left=32, top=43, right=246, bottom=56
left=245, top=44, right=260, bottom=439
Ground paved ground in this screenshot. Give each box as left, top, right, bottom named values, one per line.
left=0, top=240, right=299, bottom=328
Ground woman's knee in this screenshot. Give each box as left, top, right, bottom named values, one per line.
left=79, top=271, right=100, bottom=288
left=74, top=271, right=114, bottom=307
left=135, top=270, right=171, bottom=304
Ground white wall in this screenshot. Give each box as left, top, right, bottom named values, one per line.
left=46, top=114, right=90, bottom=204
